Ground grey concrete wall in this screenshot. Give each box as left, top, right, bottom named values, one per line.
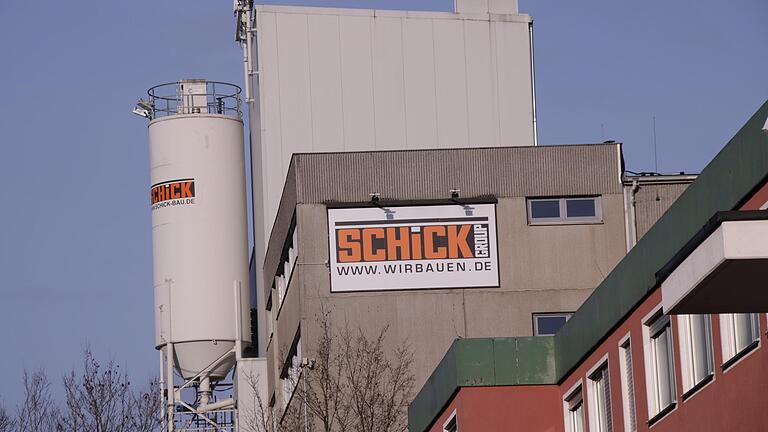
left=265, top=191, right=627, bottom=405
left=260, top=144, right=629, bottom=406
left=634, top=182, right=692, bottom=240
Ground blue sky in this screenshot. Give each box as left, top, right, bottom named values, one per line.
left=0, top=0, right=765, bottom=407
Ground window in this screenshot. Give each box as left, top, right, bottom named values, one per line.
left=563, top=383, right=585, bottom=432
left=442, top=411, right=457, bottom=432
left=643, top=312, right=676, bottom=420
left=533, top=313, right=573, bottom=336
left=587, top=361, right=613, bottom=432
left=618, top=337, right=637, bottom=432
left=720, top=313, right=760, bottom=366
left=677, top=314, right=713, bottom=394
left=273, top=225, right=299, bottom=312
left=528, top=197, right=602, bottom=224
left=280, top=332, right=302, bottom=409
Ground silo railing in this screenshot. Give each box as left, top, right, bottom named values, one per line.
left=147, top=81, right=242, bottom=120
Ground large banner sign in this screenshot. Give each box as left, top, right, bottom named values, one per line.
left=328, top=204, right=499, bottom=292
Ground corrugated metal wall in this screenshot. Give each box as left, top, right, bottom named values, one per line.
left=294, top=144, right=623, bottom=204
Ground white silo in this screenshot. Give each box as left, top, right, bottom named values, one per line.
left=138, top=79, right=250, bottom=428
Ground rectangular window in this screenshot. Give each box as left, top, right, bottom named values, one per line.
left=643, top=312, right=676, bottom=420
left=280, top=332, right=302, bottom=409
left=533, top=313, right=573, bottom=336
left=618, top=337, right=637, bottom=432
left=273, top=225, right=299, bottom=313
left=677, top=314, right=713, bottom=394
left=528, top=197, right=602, bottom=224
left=563, top=384, right=585, bottom=432
left=720, top=313, right=760, bottom=366
left=442, top=411, right=457, bottom=432
left=588, top=361, right=613, bottom=432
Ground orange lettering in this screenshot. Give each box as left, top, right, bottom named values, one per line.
left=337, top=229, right=361, bottom=262
left=448, top=225, right=473, bottom=258
left=363, top=228, right=386, bottom=261
left=171, top=183, right=181, bottom=199
left=180, top=181, right=193, bottom=198
left=411, top=231, right=423, bottom=260
left=423, top=226, right=447, bottom=259
left=386, top=227, right=410, bottom=260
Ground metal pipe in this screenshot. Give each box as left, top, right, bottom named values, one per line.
left=528, top=21, right=539, bottom=146
left=166, top=344, right=175, bottom=432
left=165, top=279, right=175, bottom=432
left=197, top=398, right=236, bottom=413
left=241, top=41, right=250, bottom=104
left=629, top=179, right=640, bottom=247
left=240, top=5, right=254, bottom=104
left=245, top=7, right=255, bottom=104
left=302, top=372, right=309, bottom=432
left=234, top=280, right=243, bottom=361
left=199, top=376, right=212, bottom=406
left=159, top=350, right=166, bottom=430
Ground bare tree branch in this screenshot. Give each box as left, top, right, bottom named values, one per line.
left=241, top=372, right=273, bottom=432
left=0, top=401, right=15, bottom=432
left=15, top=369, right=59, bottom=432
left=126, top=379, right=162, bottom=432
left=58, top=349, right=138, bottom=432
left=275, top=310, right=414, bottom=432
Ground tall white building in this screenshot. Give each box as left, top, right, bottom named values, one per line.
left=236, top=0, right=537, bottom=354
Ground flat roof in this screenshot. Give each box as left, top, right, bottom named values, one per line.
left=254, top=4, right=532, bottom=23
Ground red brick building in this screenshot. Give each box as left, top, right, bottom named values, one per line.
left=409, top=101, right=768, bottom=432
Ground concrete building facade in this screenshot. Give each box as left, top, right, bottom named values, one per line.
left=409, top=101, right=768, bottom=432
left=258, top=143, right=691, bottom=417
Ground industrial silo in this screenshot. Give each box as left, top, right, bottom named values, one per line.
left=137, top=79, right=251, bottom=430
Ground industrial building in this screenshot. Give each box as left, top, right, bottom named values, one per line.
left=259, top=143, right=693, bottom=419
left=236, top=0, right=541, bottom=355
left=408, top=101, right=768, bottom=431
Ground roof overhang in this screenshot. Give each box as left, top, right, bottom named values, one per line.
left=660, top=211, right=768, bottom=314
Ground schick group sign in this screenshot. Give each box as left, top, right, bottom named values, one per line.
left=327, top=204, right=499, bottom=292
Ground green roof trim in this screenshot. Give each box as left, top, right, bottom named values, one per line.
left=408, top=337, right=555, bottom=432
left=408, top=99, right=768, bottom=432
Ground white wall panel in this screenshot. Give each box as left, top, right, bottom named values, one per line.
left=433, top=19, right=469, bottom=149
left=257, top=12, right=284, bottom=248
left=403, top=18, right=438, bottom=149
left=339, top=16, right=376, bottom=151
left=251, top=6, right=535, bottom=295
left=372, top=17, right=407, bottom=151
left=308, top=14, right=345, bottom=152
left=464, top=20, right=498, bottom=148
left=276, top=13, right=313, bottom=170
left=494, top=20, right=534, bottom=146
